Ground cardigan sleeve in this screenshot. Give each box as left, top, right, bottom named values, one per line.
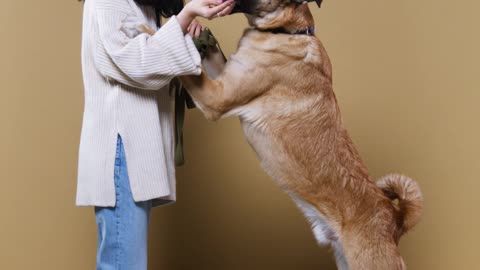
left=94, top=7, right=202, bottom=90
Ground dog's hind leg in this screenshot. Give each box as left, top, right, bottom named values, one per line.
left=340, top=235, right=406, bottom=270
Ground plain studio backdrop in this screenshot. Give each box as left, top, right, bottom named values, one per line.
left=1, top=1, right=478, bottom=269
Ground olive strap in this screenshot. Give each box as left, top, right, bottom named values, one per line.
left=173, top=28, right=225, bottom=166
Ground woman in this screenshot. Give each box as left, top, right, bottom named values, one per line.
left=76, top=0, right=235, bottom=269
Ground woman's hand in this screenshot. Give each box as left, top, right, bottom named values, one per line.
left=187, top=20, right=203, bottom=38
left=187, top=0, right=236, bottom=20
left=177, top=0, right=236, bottom=34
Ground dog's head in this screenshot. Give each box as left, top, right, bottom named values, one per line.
left=232, top=0, right=322, bottom=32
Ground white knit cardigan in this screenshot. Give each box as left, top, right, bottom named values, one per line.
left=76, top=0, right=201, bottom=207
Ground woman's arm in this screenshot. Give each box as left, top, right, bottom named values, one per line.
left=93, top=0, right=235, bottom=90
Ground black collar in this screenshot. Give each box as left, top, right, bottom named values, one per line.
left=257, top=26, right=315, bottom=36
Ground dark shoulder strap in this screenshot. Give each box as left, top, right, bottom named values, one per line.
left=173, top=28, right=226, bottom=166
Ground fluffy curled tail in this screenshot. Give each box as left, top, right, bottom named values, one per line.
left=377, top=174, right=423, bottom=236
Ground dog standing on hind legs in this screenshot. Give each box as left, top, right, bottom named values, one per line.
left=152, top=1, right=423, bottom=269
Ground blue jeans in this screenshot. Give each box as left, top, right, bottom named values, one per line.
left=94, top=134, right=152, bottom=270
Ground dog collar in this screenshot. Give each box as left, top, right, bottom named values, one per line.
left=258, top=26, right=315, bottom=36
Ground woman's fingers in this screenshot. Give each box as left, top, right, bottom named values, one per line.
left=187, top=20, right=202, bottom=38
left=188, top=25, right=195, bottom=37
left=194, top=23, right=202, bottom=38
left=205, top=0, right=235, bottom=18
left=188, top=21, right=195, bottom=36
left=187, top=0, right=235, bottom=20
left=205, top=0, right=227, bottom=6
left=186, top=19, right=203, bottom=38
left=216, top=2, right=236, bottom=17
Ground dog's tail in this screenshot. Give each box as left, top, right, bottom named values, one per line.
left=377, top=174, right=423, bottom=236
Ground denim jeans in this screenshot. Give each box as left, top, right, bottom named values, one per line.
left=94, top=134, right=152, bottom=270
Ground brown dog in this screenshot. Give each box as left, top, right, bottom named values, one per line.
left=153, top=1, right=424, bottom=269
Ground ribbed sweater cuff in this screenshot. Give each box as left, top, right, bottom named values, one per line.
left=154, top=16, right=202, bottom=76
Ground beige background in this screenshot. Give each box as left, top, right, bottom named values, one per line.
left=1, top=0, right=479, bottom=269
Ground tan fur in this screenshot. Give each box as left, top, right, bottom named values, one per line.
left=147, top=2, right=425, bottom=269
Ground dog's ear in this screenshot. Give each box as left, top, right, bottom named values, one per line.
left=291, top=0, right=323, bottom=7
